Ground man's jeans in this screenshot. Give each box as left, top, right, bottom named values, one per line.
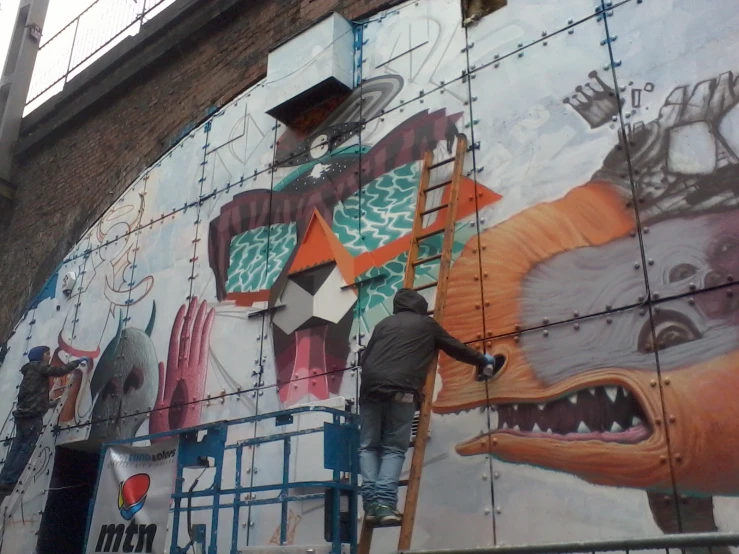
left=0, top=416, right=43, bottom=489
left=359, top=395, right=416, bottom=509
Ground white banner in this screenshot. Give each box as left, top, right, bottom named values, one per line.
left=86, top=438, right=179, bottom=554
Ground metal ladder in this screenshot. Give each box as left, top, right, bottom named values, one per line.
left=358, top=134, right=469, bottom=554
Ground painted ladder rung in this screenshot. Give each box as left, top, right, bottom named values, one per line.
left=413, top=281, right=437, bottom=292
left=416, top=227, right=445, bottom=242
left=412, top=254, right=441, bottom=267
left=428, top=157, right=455, bottom=170
left=420, top=203, right=448, bottom=217
left=425, top=179, right=451, bottom=193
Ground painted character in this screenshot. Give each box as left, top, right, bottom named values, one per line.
left=208, top=74, right=499, bottom=406
left=88, top=305, right=159, bottom=440
left=150, top=297, right=215, bottom=441
left=437, top=70, right=739, bottom=538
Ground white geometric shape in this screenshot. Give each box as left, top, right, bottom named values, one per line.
left=273, top=278, right=314, bottom=335
left=313, top=266, right=356, bottom=324
left=667, top=121, right=717, bottom=175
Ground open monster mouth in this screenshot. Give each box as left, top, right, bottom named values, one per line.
left=492, top=384, right=651, bottom=444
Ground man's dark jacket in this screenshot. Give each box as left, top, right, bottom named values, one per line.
left=14, top=360, right=79, bottom=419
left=359, top=289, right=486, bottom=403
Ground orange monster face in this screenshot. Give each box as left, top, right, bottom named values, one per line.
left=436, top=182, right=739, bottom=496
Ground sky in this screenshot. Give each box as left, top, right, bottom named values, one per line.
left=1, top=0, right=177, bottom=113
left=1, top=0, right=94, bottom=71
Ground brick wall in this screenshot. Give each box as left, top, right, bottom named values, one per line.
left=0, top=0, right=402, bottom=341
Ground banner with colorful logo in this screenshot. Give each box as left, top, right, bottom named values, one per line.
left=85, top=438, right=179, bottom=554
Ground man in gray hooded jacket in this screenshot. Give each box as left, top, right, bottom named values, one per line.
left=358, top=288, right=496, bottom=525
left=0, top=346, right=81, bottom=497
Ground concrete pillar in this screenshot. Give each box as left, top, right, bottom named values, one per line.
left=0, top=0, right=50, bottom=200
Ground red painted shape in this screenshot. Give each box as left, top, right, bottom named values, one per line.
left=121, top=473, right=150, bottom=507
left=281, top=327, right=330, bottom=405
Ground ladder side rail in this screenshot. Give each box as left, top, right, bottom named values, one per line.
left=359, top=148, right=437, bottom=554
left=403, top=150, right=435, bottom=289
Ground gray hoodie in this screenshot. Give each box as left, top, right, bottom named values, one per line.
left=359, top=289, right=486, bottom=403
left=14, top=360, right=79, bottom=419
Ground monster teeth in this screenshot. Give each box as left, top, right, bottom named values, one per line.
left=589, top=388, right=596, bottom=396
left=532, top=423, right=542, bottom=433
left=610, top=421, right=623, bottom=433
left=577, top=421, right=590, bottom=433
left=605, top=386, right=618, bottom=403
left=631, top=416, right=643, bottom=427
left=546, top=428, right=553, bottom=434
left=501, top=422, right=508, bottom=430
left=512, top=404, right=518, bottom=411
left=568, top=394, right=578, bottom=405
left=537, top=403, right=546, bottom=410
left=512, top=424, right=520, bottom=431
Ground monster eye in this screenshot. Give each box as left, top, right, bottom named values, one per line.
left=309, top=134, right=329, bottom=159
left=101, top=378, right=122, bottom=400
left=123, top=367, right=144, bottom=394
left=638, top=311, right=700, bottom=353
left=668, top=263, right=697, bottom=283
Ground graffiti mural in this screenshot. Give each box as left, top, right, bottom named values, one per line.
left=1, top=0, right=739, bottom=551
left=208, top=74, right=499, bottom=407
left=440, top=44, right=739, bottom=554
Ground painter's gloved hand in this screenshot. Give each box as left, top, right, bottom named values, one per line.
left=477, top=353, right=503, bottom=381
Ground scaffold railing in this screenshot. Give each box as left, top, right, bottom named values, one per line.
left=82, top=405, right=360, bottom=554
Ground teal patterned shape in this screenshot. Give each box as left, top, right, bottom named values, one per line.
left=356, top=219, right=477, bottom=316
left=333, top=162, right=420, bottom=256
left=226, top=223, right=297, bottom=293
left=355, top=264, right=389, bottom=284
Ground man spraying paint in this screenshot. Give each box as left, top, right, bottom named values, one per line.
left=0, top=346, right=84, bottom=497
left=358, top=288, right=499, bottom=525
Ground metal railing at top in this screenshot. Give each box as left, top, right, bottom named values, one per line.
left=397, top=532, right=739, bottom=554
left=27, top=0, right=177, bottom=106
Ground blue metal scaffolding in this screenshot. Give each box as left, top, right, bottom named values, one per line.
left=82, top=405, right=360, bottom=554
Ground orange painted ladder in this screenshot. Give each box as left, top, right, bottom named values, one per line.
left=358, top=133, right=469, bottom=554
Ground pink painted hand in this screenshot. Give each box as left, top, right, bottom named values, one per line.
left=150, top=297, right=215, bottom=440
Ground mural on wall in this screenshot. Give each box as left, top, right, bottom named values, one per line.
left=3, top=0, right=739, bottom=551
left=437, top=68, right=739, bottom=537
left=208, top=74, right=500, bottom=407
left=47, top=191, right=157, bottom=428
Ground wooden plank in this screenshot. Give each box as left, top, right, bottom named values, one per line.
left=397, top=134, right=467, bottom=551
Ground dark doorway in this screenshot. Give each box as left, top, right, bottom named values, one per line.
left=35, top=443, right=101, bottom=554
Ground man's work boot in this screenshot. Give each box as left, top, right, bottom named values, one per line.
left=364, top=502, right=378, bottom=523
left=375, top=504, right=402, bottom=525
